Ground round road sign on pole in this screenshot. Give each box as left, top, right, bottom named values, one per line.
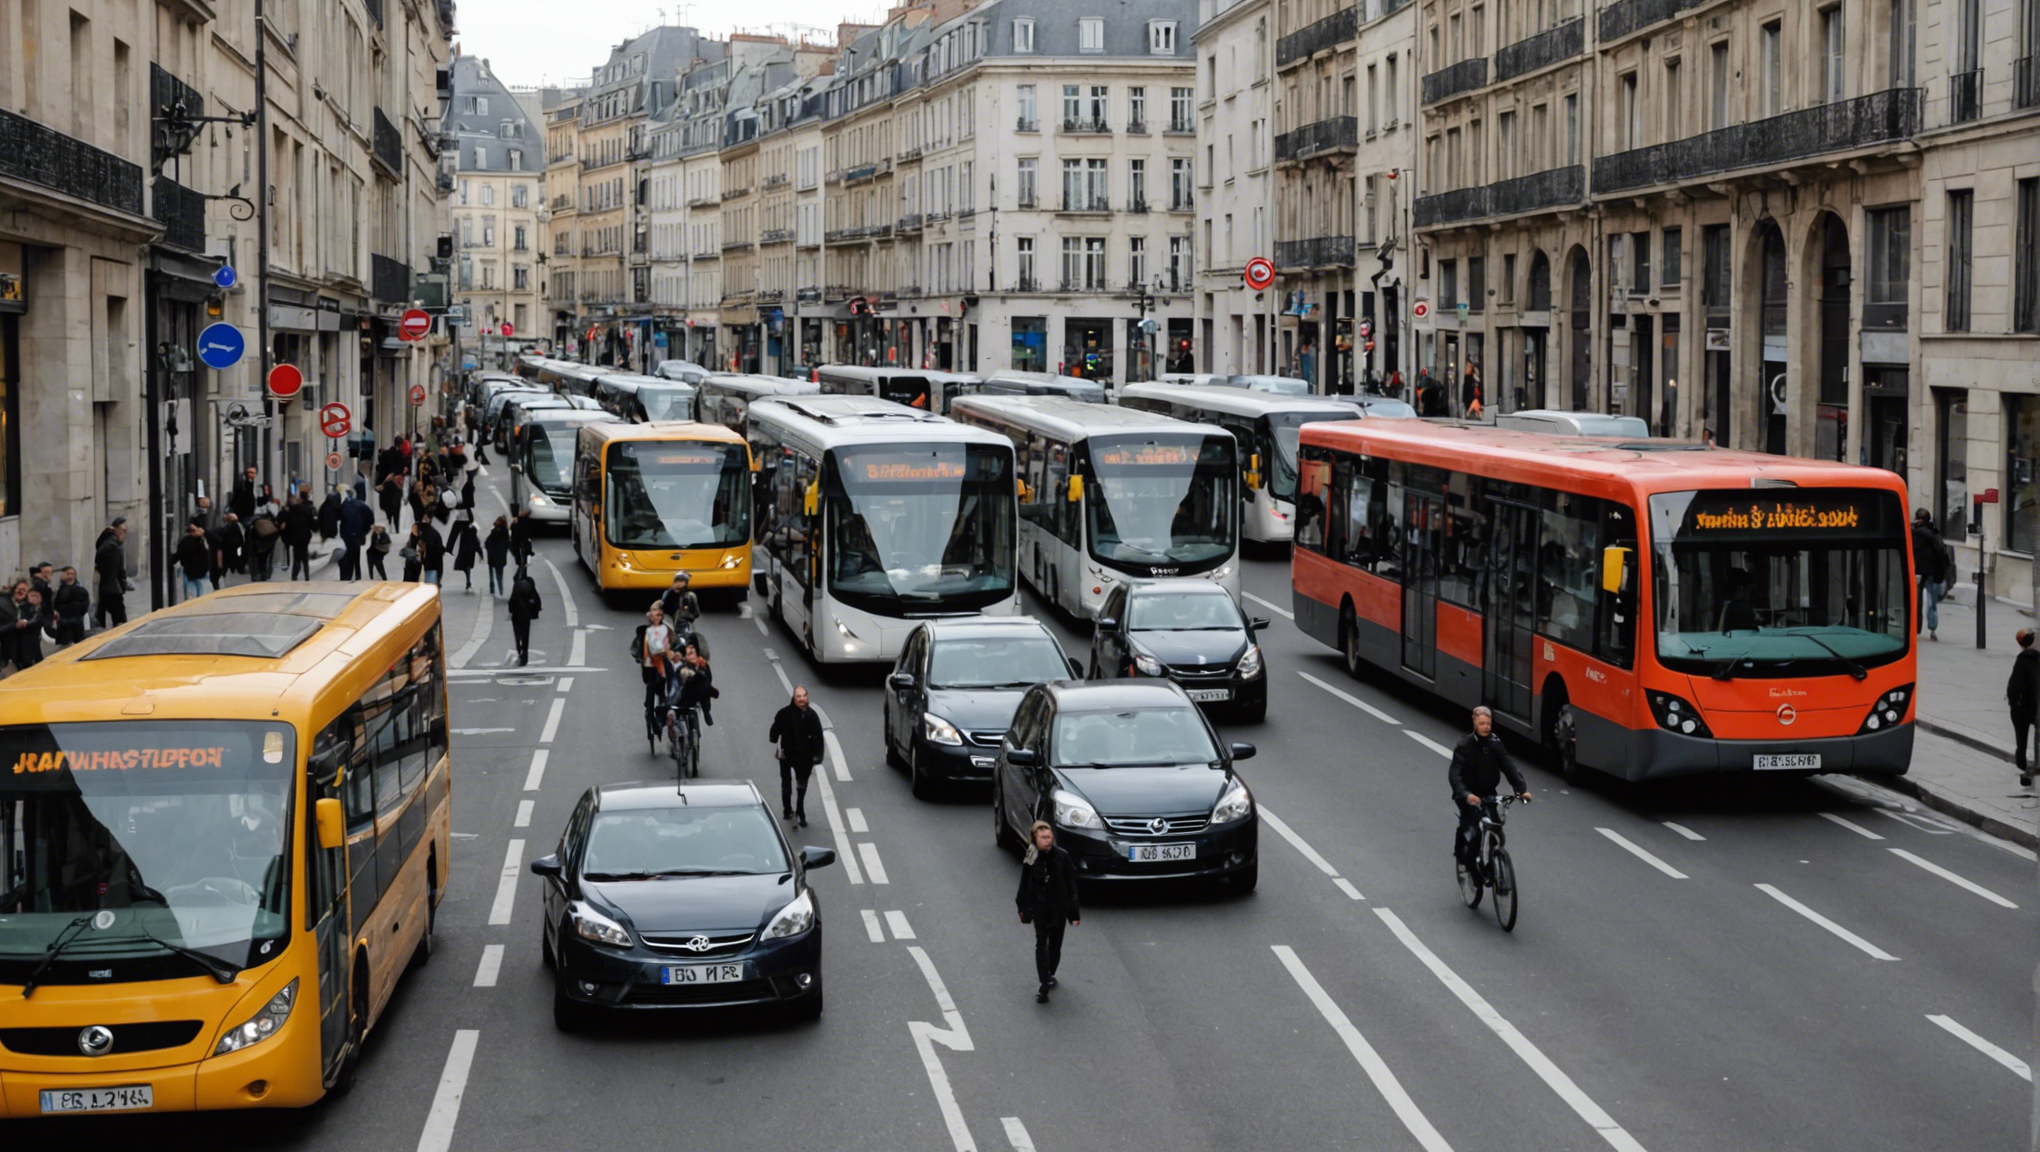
left=325, top=452, right=345, bottom=471
left=1412, top=299, right=1432, bottom=321
left=318, top=401, right=352, bottom=439
left=213, top=264, right=237, bottom=290
left=1243, top=257, right=1276, bottom=292
left=267, top=363, right=304, bottom=399
left=196, top=323, right=246, bottom=370
left=501, top=322, right=514, bottom=337
left=399, top=309, right=432, bottom=342
left=408, top=383, right=428, bottom=407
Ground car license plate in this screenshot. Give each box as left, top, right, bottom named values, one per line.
left=40, top=1086, right=152, bottom=1114
left=1128, top=843, right=1196, bottom=863
left=1754, top=753, right=1821, bottom=771
left=661, top=963, right=745, bottom=985
left=1186, top=689, right=1231, bottom=703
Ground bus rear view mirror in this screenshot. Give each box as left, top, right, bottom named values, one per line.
left=803, top=481, right=819, bottom=516
left=1067, top=475, right=1084, bottom=503
left=1602, top=546, right=1632, bottom=595
left=314, top=797, right=345, bottom=851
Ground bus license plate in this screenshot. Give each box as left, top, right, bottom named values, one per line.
left=662, top=963, right=745, bottom=985
left=41, top=1086, right=152, bottom=1114
left=1754, top=754, right=1821, bottom=771
left=1186, top=689, right=1231, bottom=703
left=1129, top=843, right=1196, bottom=863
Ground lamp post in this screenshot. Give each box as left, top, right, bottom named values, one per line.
left=1134, top=276, right=1168, bottom=382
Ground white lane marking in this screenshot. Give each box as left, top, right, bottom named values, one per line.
left=885, top=910, right=917, bottom=940
left=414, top=1029, right=480, bottom=1152
left=905, top=945, right=977, bottom=1152
left=451, top=727, right=517, bottom=735
left=568, top=630, right=587, bottom=668
left=767, top=656, right=794, bottom=695
left=1259, top=806, right=1340, bottom=878
left=1595, top=828, right=1689, bottom=879
left=846, top=807, right=869, bottom=834
left=1888, top=848, right=2019, bottom=908
left=524, top=750, right=548, bottom=791
left=1818, top=812, right=1886, bottom=840
left=1001, top=1117, right=1037, bottom=1152
left=859, top=842, right=890, bottom=884
left=1332, top=877, right=1366, bottom=901
left=1297, top=669, right=1401, bottom=725
left=860, top=909, right=885, bottom=943
left=809, top=753, right=863, bottom=885
left=450, top=592, right=494, bottom=669
left=514, top=799, right=534, bottom=828
left=1753, top=883, right=1899, bottom=961
left=738, top=601, right=753, bottom=619
left=447, top=665, right=601, bottom=678
left=1272, top=945, right=1454, bottom=1152
left=824, top=730, right=853, bottom=782
left=1876, top=808, right=1959, bottom=834
left=487, top=840, right=524, bottom=928
left=1661, top=822, right=1705, bottom=841
left=1375, top=909, right=1649, bottom=1152
left=538, top=697, right=566, bottom=745
left=557, top=677, right=573, bottom=694
left=473, top=944, right=504, bottom=988
left=1405, top=730, right=1455, bottom=759
left=754, top=613, right=769, bottom=636
left=1927, top=1015, right=2033, bottom=1081
left=1242, top=591, right=1294, bottom=620
left=538, top=555, right=578, bottom=628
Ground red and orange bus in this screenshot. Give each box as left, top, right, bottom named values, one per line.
left=1292, top=421, right=1916, bottom=781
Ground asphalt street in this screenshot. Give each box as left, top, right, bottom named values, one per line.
left=23, top=466, right=2035, bottom=1151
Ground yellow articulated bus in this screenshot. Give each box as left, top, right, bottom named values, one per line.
left=572, top=420, right=754, bottom=597
left=0, top=583, right=450, bottom=1116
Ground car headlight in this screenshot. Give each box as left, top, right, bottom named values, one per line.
left=1052, top=788, right=1103, bottom=829
left=1131, top=651, right=1164, bottom=676
left=1236, top=644, right=1263, bottom=678
left=214, top=978, right=298, bottom=1055
left=1210, top=780, right=1253, bottom=825
left=761, top=890, right=816, bottom=940
left=571, top=904, right=634, bottom=948
left=923, top=712, right=964, bottom=746
left=529, top=492, right=550, bottom=507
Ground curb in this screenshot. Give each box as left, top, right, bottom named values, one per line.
left=1915, top=717, right=2013, bottom=764
left=1867, top=770, right=2039, bottom=851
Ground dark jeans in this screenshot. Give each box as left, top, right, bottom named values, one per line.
left=2015, top=707, right=2034, bottom=775
left=1033, top=915, right=1067, bottom=983
left=98, top=594, right=127, bottom=628
left=512, top=618, right=532, bottom=664
left=779, top=758, right=815, bottom=817
left=338, top=542, right=363, bottom=580
left=367, top=550, right=389, bottom=580
left=289, top=542, right=311, bottom=580
left=1453, top=797, right=1489, bottom=864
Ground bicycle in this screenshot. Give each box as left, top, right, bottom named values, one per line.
left=1456, top=793, right=1528, bottom=932
left=668, top=699, right=701, bottom=780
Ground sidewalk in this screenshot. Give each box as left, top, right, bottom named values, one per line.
left=1896, top=582, right=2039, bottom=849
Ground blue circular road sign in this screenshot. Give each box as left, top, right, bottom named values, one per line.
left=213, top=264, right=237, bottom=290
left=196, top=322, right=246, bottom=370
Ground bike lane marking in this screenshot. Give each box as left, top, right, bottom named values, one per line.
left=1887, top=848, right=2019, bottom=908
left=486, top=839, right=525, bottom=926
left=860, top=909, right=886, bottom=943
left=1753, top=883, right=1899, bottom=962
left=1817, top=812, right=1886, bottom=840
left=472, top=944, right=504, bottom=988
left=1272, top=945, right=1453, bottom=1152
left=538, top=697, right=565, bottom=744
left=1000, top=1117, right=1038, bottom=1151
left=906, top=944, right=979, bottom=1152
left=523, top=749, right=548, bottom=791
left=538, top=555, right=578, bottom=628
left=1242, top=591, right=1294, bottom=620
left=884, top=910, right=916, bottom=939
left=1661, top=822, right=1705, bottom=841
left=1298, top=669, right=1401, bottom=725
left=1926, top=1014, right=2032, bottom=1081
left=1594, top=828, right=1688, bottom=879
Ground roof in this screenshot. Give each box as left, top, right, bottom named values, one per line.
left=577, top=420, right=746, bottom=446
left=921, top=615, right=1061, bottom=640
left=1120, top=382, right=1374, bottom=420
left=522, top=409, right=619, bottom=429
left=1042, top=680, right=1197, bottom=711
left=593, top=781, right=764, bottom=811
left=950, top=395, right=1222, bottom=439
left=1119, top=578, right=1236, bottom=598
left=697, top=375, right=821, bottom=399
left=749, top=397, right=1012, bottom=448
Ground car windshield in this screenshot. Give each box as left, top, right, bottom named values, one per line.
left=639, top=387, right=695, bottom=421
left=583, top=805, right=788, bottom=877
left=1129, top=591, right=1243, bottom=631
left=604, top=441, right=751, bottom=550
left=826, top=443, right=1016, bottom=614
left=1649, top=488, right=1911, bottom=677
left=1265, top=410, right=1358, bottom=503
left=523, top=423, right=579, bottom=495
left=1053, top=707, right=1218, bottom=767
left=0, top=721, right=294, bottom=978
left=1086, top=433, right=1236, bottom=570
left=928, top=636, right=1069, bottom=688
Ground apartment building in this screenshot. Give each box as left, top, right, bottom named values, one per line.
left=545, top=92, right=584, bottom=348
left=445, top=56, right=544, bottom=367
left=1195, top=0, right=1274, bottom=378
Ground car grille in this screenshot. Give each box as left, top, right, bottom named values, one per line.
left=0, top=1020, right=203, bottom=1057
left=639, top=931, right=755, bottom=957
left=965, top=730, right=1006, bottom=747
left=1162, top=663, right=1233, bottom=682
left=627, top=979, right=777, bottom=1005
left=1101, top=814, right=1211, bottom=838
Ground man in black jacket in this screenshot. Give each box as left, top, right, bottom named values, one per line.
left=93, top=518, right=130, bottom=628
left=1913, top=509, right=1951, bottom=641
left=2008, top=629, right=2039, bottom=788
left=50, top=567, right=90, bottom=646
left=229, top=466, right=259, bottom=523
left=174, top=520, right=213, bottom=603
left=281, top=493, right=319, bottom=579
left=768, top=687, right=826, bottom=826
left=338, top=491, right=375, bottom=580
left=1015, top=821, right=1081, bottom=1003
left=1448, top=706, right=1532, bottom=864
left=507, top=567, right=542, bottom=666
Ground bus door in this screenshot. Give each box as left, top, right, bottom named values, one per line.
left=1483, top=500, right=1539, bottom=721
left=307, top=756, right=353, bottom=1077
left=1402, top=492, right=1442, bottom=678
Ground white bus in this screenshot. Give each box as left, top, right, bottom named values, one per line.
left=512, top=408, right=619, bottom=523
left=692, top=373, right=820, bottom=434
left=593, top=372, right=697, bottom=422
left=815, top=365, right=938, bottom=410
left=746, top=395, right=1019, bottom=662
left=949, top=395, right=1239, bottom=619
left=976, top=370, right=1108, bottom=404
left=1119, top=382, right=1406, bottom=545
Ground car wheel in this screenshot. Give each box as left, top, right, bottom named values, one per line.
left=884, top=705, right=906, bottom=769
left=910, top=740, right=936, bottom=800
left=410, top=861, right=437, bottom=969
left=993, top=783, right=1021, bottom=852
left=1230, top=862, right=1258, bottom=894
left=1342, top=606, right=1363, bottom=679
left=789, top=979, right=824, bottom=1022
left=1554, top=703, right=1588, bottom=786
left=552, top=970, right=587, bottom=1033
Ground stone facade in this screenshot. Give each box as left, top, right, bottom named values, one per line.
left=444, top=56, right=545, bottom=369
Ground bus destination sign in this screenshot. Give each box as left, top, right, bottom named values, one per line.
left=1678, top=490, right=1891, bottom=537
left=12, top=745, right=232, bottom=775
left=1094, top=444, right=1195, bottom=467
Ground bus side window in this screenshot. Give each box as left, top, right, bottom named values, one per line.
left=1598, top=503, right=1637, bottom=669
left=1537, top=492, right=1600, bottom=653
left=1375, top=457, right=1404, bottom=581
left=1293, top=447, right=1330, bottom=554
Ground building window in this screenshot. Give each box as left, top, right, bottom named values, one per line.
left=1079, top=17, right=1105, bottom=52
left=1947, top=189, right=1973, bottom=332
left=1759, top=21, right=1783, bottom=117
left=1563, top=93, right=1578, bottom=165
left=2010, top=396, right=2040, bottom=551
left=1062, top=85, right=1081, bottom=127
left=1129, top=236, right=1147, bottom=286
left=1866, top=206, right=1911, bottom=327
left=1017, top=236, right=1036, bottom=288
left=1662, top=58, right=1680, bottom=141
left=480, top=184, right=494, bottom=206
left=1013, top=18, right=1034, bottom=52
left=2016, top=178, right=2040, bottom=333
left=1820, top=6, right=1846, bottom=104
left=1128, top=87, right=1147, bottom=130
left=1168, top=235, right=1191, bottom=290
left=1661, top=228, right=1682, bottom=288
left=1620, top=72, right=1639, bottom=149
left=1501, top=253, right=1516, bottom=305
left=1013, top=315, right=1047, bottom=369
left=1632, top=231, right=1650, bottom=294
left=1888, top=0, right=1915, bottom=89
left=1017, top=84, right=1037, bottom=129
left=1088, top=85, right=1109, bottom=127
left=1170, top=87, right=1194, bottom=132
left=1468, top=256, right=1485, bottom=312
left=1084, top=237, right=1106, bottom=289
left=1171, top=158, right=1192, bottom=209
left=1017, top=157, right=1037, bottom=207
left=1385, top=54, right=1398, bottom=125
left=1702, top=223, right=1731, bottom=314
left=1440, top=259, right=1458, bottom=308
left=1148, top=20, right=1178, bottom=54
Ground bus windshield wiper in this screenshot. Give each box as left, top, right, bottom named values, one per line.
left=20, top=915, right=93, bottom=999
left=1793, top=632, right=1868, bottom=681
left=1708, top=656, right=1741, bottom=681
left=128, top=928, right=240, bottom=984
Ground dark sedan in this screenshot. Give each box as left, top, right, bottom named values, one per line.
left=992, top=680, right=1258, bottom=891
left=531, top=782, right=834, bottom=1029
left=884, top=616, right=1083, bottom=797
left=1088, top=579, right=1270, bottom=722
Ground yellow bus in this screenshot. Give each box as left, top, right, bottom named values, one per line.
left=572, top=420, right=753, bottom=597
left=0, top=582, right=450, bottom=1116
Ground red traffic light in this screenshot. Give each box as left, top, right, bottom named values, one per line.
left=1363, top=340, right=1376, bottom=352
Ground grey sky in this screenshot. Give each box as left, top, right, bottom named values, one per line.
left=457, top=0, right=883, bottom=89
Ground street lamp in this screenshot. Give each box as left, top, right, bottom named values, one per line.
left=1134, top=277, right=1170, bottom=382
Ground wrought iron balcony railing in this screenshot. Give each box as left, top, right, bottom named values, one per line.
left=1598, top=0, right=1692, bottom=43
left=1949, top=69, right=1982, bottom=124
left=1493, top=17, right=1584, bottom=83
left=372, top=107, right=403, bottom=177
left=2018, top=55, right=2040, bottom=110
left=1277, top=6, right=1356, bottom=69
left=371, top=253, right=410, bottom=304
left=152, top=177, right=205, bottom=252
left=1413, top=186, right=1490, bottom=228
left=1274, top=116, right=1359, bottom=162
left=1593, top=88, right=1920, bottom=196
left=1422, top=58, right=1487, bottom=106
left=1059, top=196, right=1111, bottom=213
left=1274, top=235, right=1357, bottom=269
left=1488, top=164, right=1584, bottom=216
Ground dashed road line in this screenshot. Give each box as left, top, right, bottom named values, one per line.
left=538, top=697, right=565, bottom=744
left=1661, top=822, right=1705, bottom=841
left=487, top=840, right=525, bottom=926
left=523, top=750, right=549, bottom=791
left=905, top=945, right=977, bottom=1152
left=1818, top=812, right=1886, bottom=840
left=1000, top=1117, right=1038, bottom=1152
left=1596, top=828, right=1689, bottom=879
left=557, top=676, right=573, bottom=694
left=860, top=909, right=885, bottom=943
left=1754, top=883, right=1899, bottom=961
left=1333, top=878, right=1366, bottom=901
left=824, top=730, right=853, bottom=782
left=1298, top=669, right=1401, bottom=725
left=1888, top=848, right=2018, bottom=908
left=846, top=807, right=869, bottom=834
left=1927, top=1014, right=2032, bottom=1080
left=1405, top=730, right=1455, bottom=759
left=884, top=910, right=916, bottom=940
left=1260, top=807, right=1340, bottom=878
left=1242, top=591, right=1294, bottom=620
left=514, top=799, right=533, bottom=828
left=859, top=842, right=891, bottom=884
left=1273, top=945, right=1453, bottom=1152
left=415, top=1030, right=480, bottom=1152
left=754, top=612, right=770, bottom=636
left=568, top=629, right=586, bottom=668
left=473, top=944, right=504, bottom=988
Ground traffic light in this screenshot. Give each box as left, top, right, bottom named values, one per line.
left=204, top=294, right=224, bottom=318
left=437, top=235, right=454, bottom=259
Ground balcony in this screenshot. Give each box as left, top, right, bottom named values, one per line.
left=552, top=195, right=573, bottom=211
left=2019, top=56, right=2040, bottom=110
left=1059, top=196, right=1111, bottom=214
left=1275, top=116, right=1360, bottom=162
left=1949, top=70, right=1982, bottom=124
left=1493, top=17, right=1583, bottom=84
left=900, top=285, right=924, bottom=299
left=1422, top=58, right=1487, bottom=106
left=371, top=253, right=409, bottom=304
left=897, top=146, right=923, bottom=163
left=1016, top=116, right=1040, bottom=132
left=759, top=289, right=784, bottom=303
left=1274, top=236, right=1357, bottom=270
left=1593, top=88, right=1921, bottom=196
left=1017, top=195, right=1039, bottom=209
left=549, top=152, right=577, bottom=167
left=1276, top=6, right=1356, bottom=70
left=845, top=164, right=878, bottom=185
left=722, top=186, right=752, bottom=201
left=1414, top=165, right=1584, bottom=228
left=1129, top=199, right=1149, bottom=214
left=825, top=284, right=851, bottom=301
left=1598, top=0, right=1692, bottom=44
left=1015, top=277, right=1040, bottom=292
left=760, top=228, right=793, bottom=245
left=1060, top=118, right=1109, bottom=134
left=763, top=173, right=789, bottom=187
left=372, top=107, right=403, bottom=178
left=1167, top=119, right=1194, bottom=134
left=898, top=213, right=924, bottom=233
left=687, top=195, right=718, bottom=208
left=147, top=177, right=204, bottom=253
left=1171, top=195, right=1195, bottom=212
left=797, top=287, right=822, bottom=303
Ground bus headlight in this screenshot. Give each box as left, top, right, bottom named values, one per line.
left=1646, top=691, right=1711, bottom=737
left=214, top=978, right=298, bottom=1055
left=528, top=492, right=550, bottom=508
left=923, top=713, right=964, bottom=746
left=1206, top=564, right=1234, bottom=584
left=1858, top=684, right=1913, bottom=734
left=719, top=553, right=742, bottom=569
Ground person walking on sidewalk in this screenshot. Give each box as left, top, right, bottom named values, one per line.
left=93, top=517, right=131, bottom=628
left=507, top=566, right=542, bottom=666
left=282, top=492, right=318, bottom=580
left=1015, top=821, right=1080, bottom=1003
left=338, top=490, right=374, bottom=580
left=367, top=523, right=393, bottom=580
left=1912, top=509, right=1952, bottom=641
left=510, top=507, right=536, bottom=569
left=2008, top=629, right=2040, bottom=788
left=50, top=567, right=89, bottom=646
left=175, top=521, right=213, bottom=602
left=485, top=516, right=511, bottom=596
left=248, top=492, right=280, bottom=581
left=768, top=687, right=825, bottom=827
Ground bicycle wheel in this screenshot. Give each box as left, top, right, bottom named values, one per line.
left=1456, top=858, right=1483, bottom=908
left=687, top=722, right=701, bottom=778
left=1491, top=849, right=1518, bottom=932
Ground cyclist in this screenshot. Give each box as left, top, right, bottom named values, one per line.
left=632, top=602, right=681, bottom=735
left=1449, top=705, right=1532, bottom=865
left=674, top=641, right=714, bottom=728
left=660, top=572, right=708, bottom=658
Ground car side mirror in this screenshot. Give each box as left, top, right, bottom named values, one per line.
left=1248, top=616, right=1271, bottom=631
left=314, top=797, right=345, bottom=851
left=509, top=461, right=523, bottom=473
left=887, top=672, right=915, bottom=692
left=1006, top=747, right=1038, bottom=767
left=1228, top=742, right=1258, bottom=761
left=1067, top=657, right=1084, bottom=678
left=800, top=846, right=837, bottom=870
left=1096, top=617, right=1118, bottom=632
left=529, top=855, right=562, bottom=878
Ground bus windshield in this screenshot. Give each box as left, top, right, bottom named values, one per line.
left=0, top=721, right=295, bottom=980
left=638, top=387, right=694, bottom=421
left=826, top=444, right=1015, bottom=614
left=604, top=441, right=751, bottom=550
left=1265, top=411, right=1355, bottom=503
left=1085, top=434, right=1236, bottom=571
left=523, top=423, right=579, bottom=496
left=1649, top=488, right=1911, bottom=677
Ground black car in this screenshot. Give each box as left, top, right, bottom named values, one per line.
left=992, top=680, right=1258, bottom=890
left=531, top=781, right=834, bottom=1029
left=1088, top=579, right=1270, bottom=722
left=884, top=616, right=1083, bottom=797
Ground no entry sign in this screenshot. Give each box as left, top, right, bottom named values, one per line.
left=409, top=383, right=428, bottom=406
left=399, top=309, right=432, bottom=342
left=318, top=401, right=352, bottom=439
left=267, top=363, right=304, bottom=399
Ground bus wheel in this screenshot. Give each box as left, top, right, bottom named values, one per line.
left=1341, top=605, right=1363, bottom=678
left=1553, top=703, right=1588, bottom=785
